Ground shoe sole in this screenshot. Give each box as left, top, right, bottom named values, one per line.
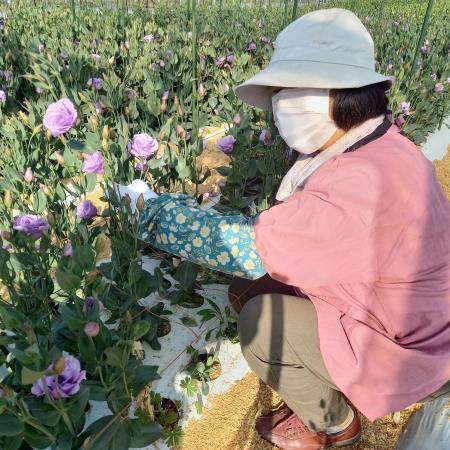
left=325, top=429, right=362, bottom=448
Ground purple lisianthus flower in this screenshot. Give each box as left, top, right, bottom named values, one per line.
left=84, top=322, right=100, bottom=337
left=83, top=296, right=105, bottom=313
left=36, top=87, right=44, bottom=95
left=126, top=88, right=138, bottom=99
left=91, top=53, right=101, bottom=62
left=63, top=242, right=73, bottom=257
left=162, top=90, right=169, bottom=101
left=226, top=54, right=234, bottom=64
left=2, top=244, right=12, bottom=251
left=76, top=200, right=97, bottom=220
left=434, top=83, right=444, bottom=93
left=91, top=39, right=97, bottom=49
left=260, top=36, right=269, bottom=44
left=2, top=70, right=12, bottom=81
left=82, top=151, right=104, bottom=174
left=215, top=56, right=225, bottom=67
left=233, top=113, right=241, bottom=125
left=216, top=135, right=236, bottom=154
left=128, top=133, right=159, bottom=160
left=143, top=34, right=154, bottom=43
left=187, top=31, right=192, bottom=39
left=0, top=18, right=4, bottom=31
left=272, top=41, right=277, bottom=49
left=400, top=101, right=410, bottom=115
left=149, top=62, right=157, bottom=71
left=0, top=90, right=6, bottom=103
left=247, top=41, right=256, bottom=51
left=13, top=215, right=49, bottom=239
left=92, top=78, right=102, bottom=90
left=43, top=98, right=77, bottom=137
left=135, top=161, right=148, bottom=172
left=259, top=129, right=275, bottom=146
left=31, top=355, right=86, bottom=400
left=95, top=101, right=103, bottom=115
left=420, top=45, right=428, bottom=55
left=159, top=59, right=165, bottom=68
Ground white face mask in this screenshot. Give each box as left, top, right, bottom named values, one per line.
left=271, top=88, right=339, bottom=154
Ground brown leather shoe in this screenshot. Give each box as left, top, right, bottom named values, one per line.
left=255, top=404, right=361, bottom=450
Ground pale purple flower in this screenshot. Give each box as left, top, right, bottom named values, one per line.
left=272, top=41, right=277, bottom=49
left=128, top=133, right=159, bottom=160
left=2, top=244, right=12, bottom=251
left=0, top=18, right=4, bottom=31
left=76, top=200, right=97, bottom=220
left=126, top=89, right=138, bottom=99
left=43, top=98, right=78, bottom=137
left=226, top=54, right=234, bottom=64
left=91, top=39, right=97, bottom=49
left=124, top=41, right=130, bottom=50
left=388, top=75, right=396, bottom=83
left=24, top=167, right=34, bottom=183
left=430, top=74, right=437, bottom=81
left=13, top=215, right=49, bottom=239
left=388, top=63, right=394, bottom=71
left=434, top=83, right=444, bottom=93
left=143, top=34, right=154, bottom=43
left=150, top=62, right=157, bottom=71
left=135, top=161, right=148, bottom=171
left=216, top=135, right=236, bottom=154
left=84, top=296, right=105, bottom=313
left=420, top=46, right=428, bottom=55
left=63, top=242, right=73, bottom=257
left=260, top=36, right=269, bottom=44
left=87, top=77, right=102, bottom=90
left=215, top=56, right=225, bottom=67
left=95, top=101, right=103, bottom=115
left=159, top=59, right=165, bottom=68
left=2, top=70, right=12, bottom=81
left=91, top=53, right=101, bottom=62
left=259, top=129, right=275, bottom=146
left=82, top=151, right=104, bottom=174
left=187, top=31, right=192, bottom=39
left=218, top=180, right=226, bottom=188
left=0, top=90, right=6, bottom=102
left=31, top=355, right=86, bottom=400
left=162, top=91, right=169, bottom=101
left=445, top=78, right=450, bottom=85
left=394, top=21, right=399, bottom=27
left=247, top=41, right=256, bottom=51
left=59, top=52, right=68, bottom=61
left=36, top=87, right=44, bottom=95
left=233, top=113, right=241, bottom=125
left=400, top=101, right=410, bottom=115
left=84, top=322, right=100, bottom=337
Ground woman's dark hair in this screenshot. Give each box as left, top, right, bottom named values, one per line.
left=330, top=81, right=390, bottom=131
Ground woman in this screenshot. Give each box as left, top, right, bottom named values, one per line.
left=132, top=8, right=450, bottom=450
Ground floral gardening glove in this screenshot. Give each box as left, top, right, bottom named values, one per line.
left=138, top=193, right=266, bottom=279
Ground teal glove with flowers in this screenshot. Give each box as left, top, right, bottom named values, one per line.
left=137, top=192, right=266, bottom=279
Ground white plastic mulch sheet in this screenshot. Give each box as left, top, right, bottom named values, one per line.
left=84, top=256, right=251, bottom=450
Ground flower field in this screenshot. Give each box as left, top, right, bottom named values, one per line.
left=0, top=0, right=448, bottom=449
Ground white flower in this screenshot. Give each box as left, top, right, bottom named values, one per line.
left=200, top=226, right=210, bottom=238
left=165, top=201, right=176, bottom=210
left=193, top=237, right=202, bottom=247
left=175, top=213, right=186, bottom=224
left=231, top=246, right=239, bottom=257
left=243, top=259, right=255, bottom=270
left=249, top=251, right=257, bottom=259
left=228, top=237, right=239, bottom=244
left=185, top=244, right=192, bottom=252
left=191, top=221, right=200, bottom=231
left=168, top=233, right=176, bottom=244
left=161, top=234, right=168, bottom=244
left=217, top=252, right=230, bottom=265
left=231, top=224, right=240, bottom=233
left=207, top=258, right=218, bottom=267
left=219, top=220, right=229, bottom=232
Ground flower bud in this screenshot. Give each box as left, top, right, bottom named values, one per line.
left=102, top=125, right=109, bottom=141
left=102, top=138, right=109, bottom=151
left=46, top=211, right=56, bottom=226
left=108, top=56, right=115, bottom=65
left=84, top=322, right=100, bottom=337
left=54, top=357, right=66, bottom=374
left=233, top=113, right=241, bottom=125
left=54, top=151, right=65, bottom=165
left=176, top=124, right=186, bottom=140
left=136, top=194, right=145, bottom=211
left=4, top=190, right=12, bottom=209
left=24, top=167, right=34, bottom=183
left=19, top=111, right=29, bottom=124
left=45, top=129, right=52, bottom=141
left=197, top=83, right=205, bottom=97
left=90, top=115, right=99, bottom=131
left=160, top=100, right=167, bottom=113
left=39, top=183, right=51, bottom=195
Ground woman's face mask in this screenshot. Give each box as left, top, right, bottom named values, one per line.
left=271, top=88, right=339, bottom=154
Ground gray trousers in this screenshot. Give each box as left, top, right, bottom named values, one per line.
left=230, top=275, right=350, bottom=432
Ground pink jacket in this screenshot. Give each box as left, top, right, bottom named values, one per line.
left=254, top=124, right=450, bottom=421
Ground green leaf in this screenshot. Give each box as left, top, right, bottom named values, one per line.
left=173, top=261, right=199, bottom=290
left=180, top=316, right=198, bottom=327
left=0, top=413, right=24, bottom=437
left=55, top=269, right=81, bottom=293
left=104, top=347, right=125, bottom=368
left=82, top=381, right=109, bottom=401
left=24, top=398, right=60, bottom=427
left=1, top=434, right=23, bottom=450
left=59, top=303, right=82, bottom=331
left=0, top=305, right=27, bottom=330
left=128, top=420, right=163, bottom=447
left=24, top=424, right=54, bottom=448
left=132, top=320, right=150, bottom=340
left=72, top=244, right=95, bottom=272
left=128, top=364, right=160, bottom=395
left=66, top=385, right=90, bottom=422
left=21, top=367, right=47, bottom=385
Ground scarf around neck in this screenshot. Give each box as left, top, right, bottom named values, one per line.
left=276, top=115, right=386, bottom=202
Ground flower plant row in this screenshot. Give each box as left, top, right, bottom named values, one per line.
left=0, top=0, right=448, bottom=448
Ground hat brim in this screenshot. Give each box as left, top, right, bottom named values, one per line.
left=235, top=60, right=392, bottom=111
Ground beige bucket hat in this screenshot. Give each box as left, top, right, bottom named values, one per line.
left=235, top=8, right=391, bottom=111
